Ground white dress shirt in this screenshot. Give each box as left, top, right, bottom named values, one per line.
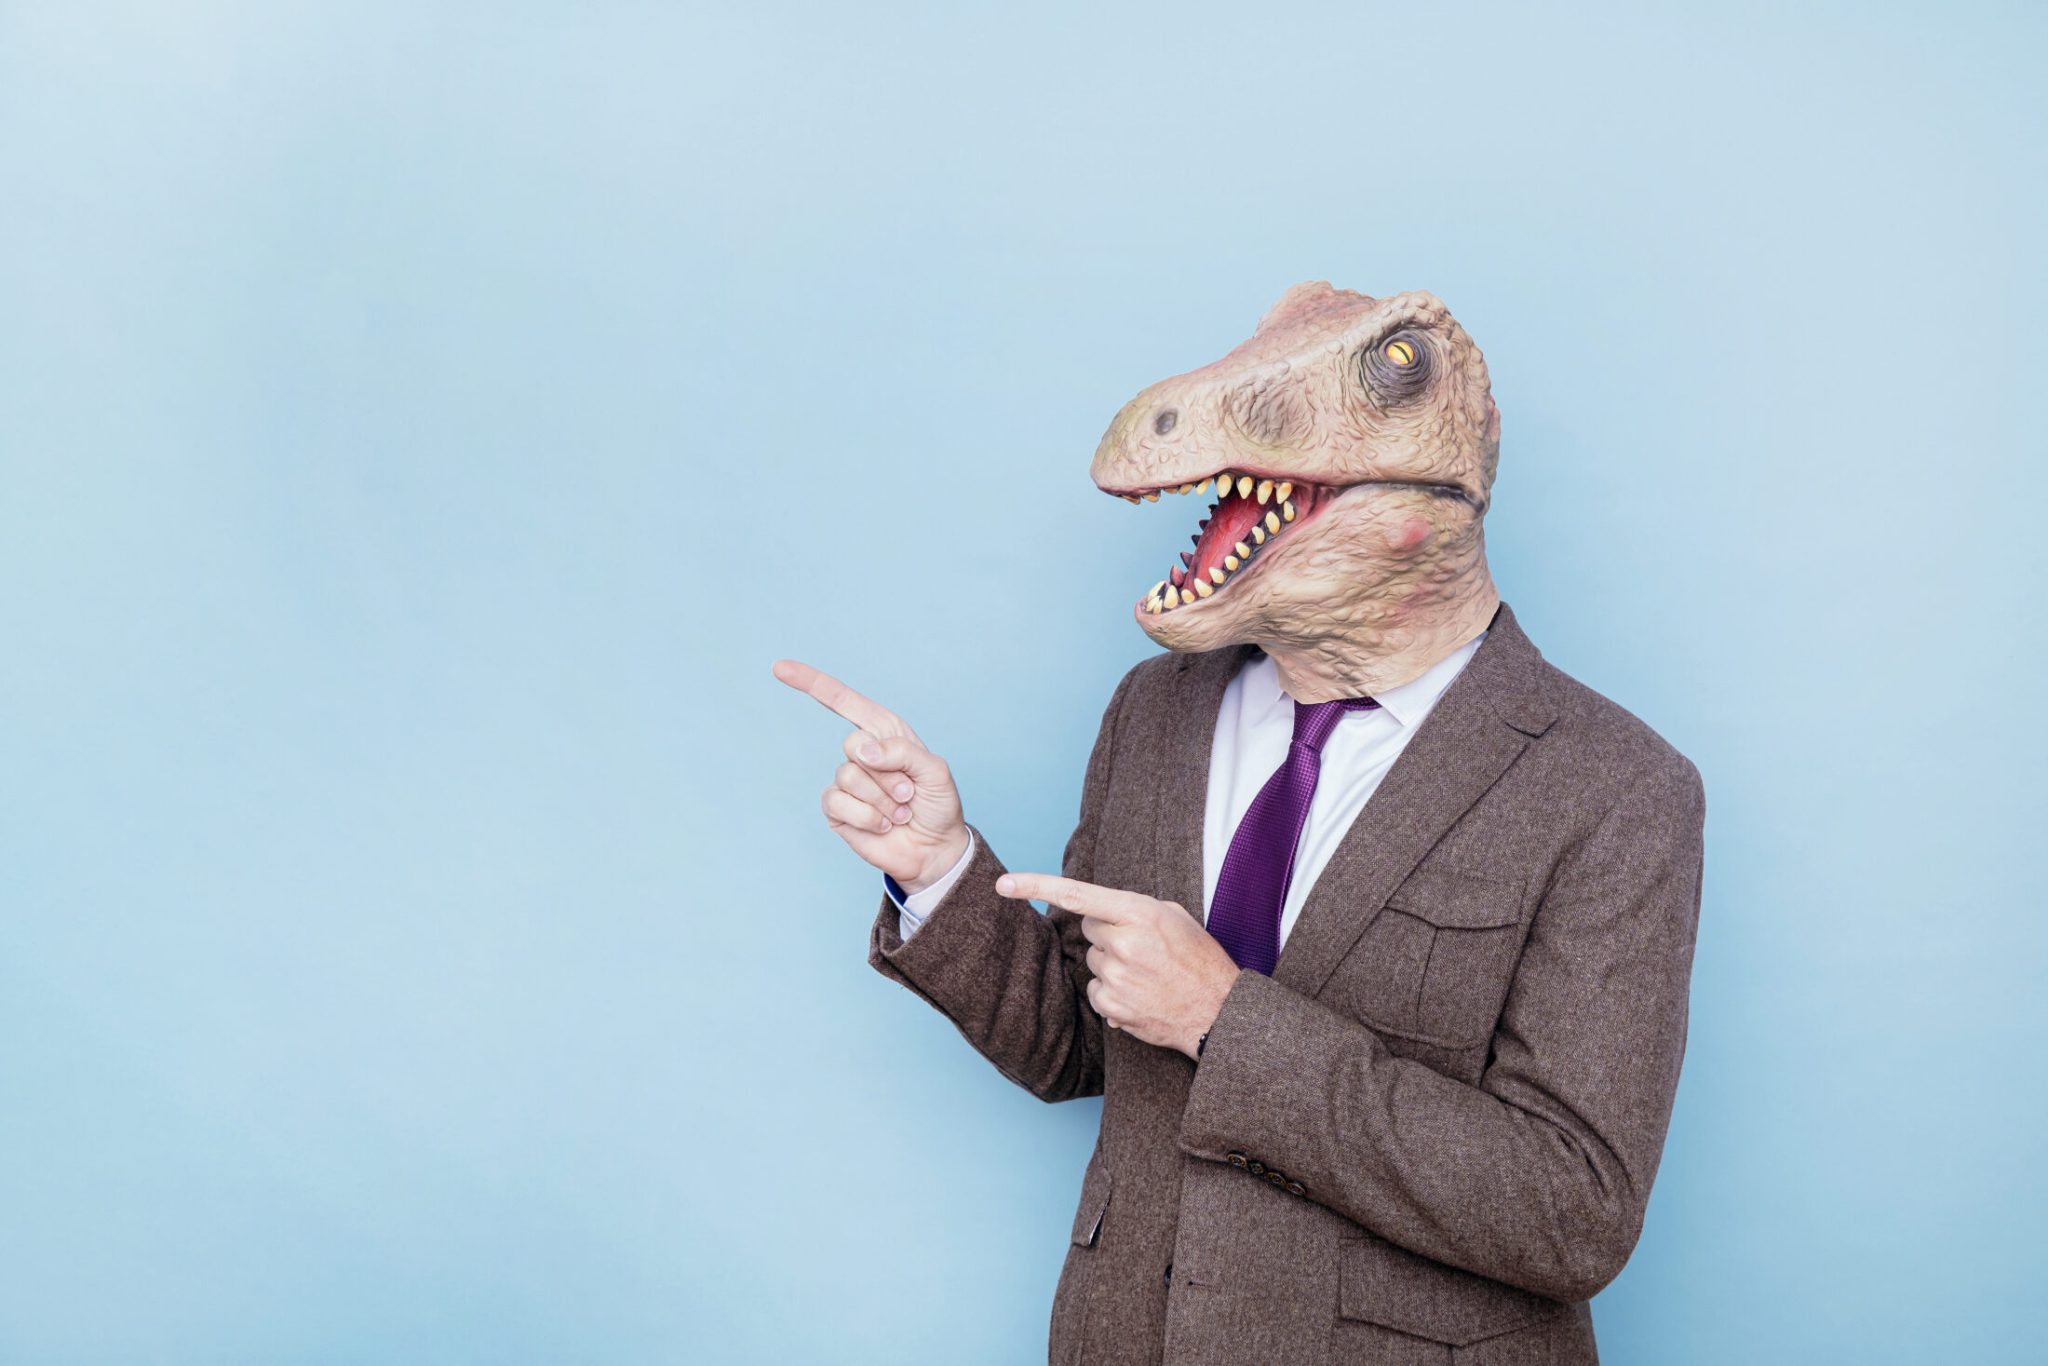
left=889, top=631, right=1487, bottom=943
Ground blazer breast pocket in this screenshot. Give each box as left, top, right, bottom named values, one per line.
left=1329, top=864, right=1528, bottom=1048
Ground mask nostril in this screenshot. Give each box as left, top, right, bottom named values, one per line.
left=1153, top=408, right=1178, bottom=436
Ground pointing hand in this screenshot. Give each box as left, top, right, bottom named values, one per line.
left=772, top=658, right=971, bottom=894
left=993, top=872, right=1241, bottom=1059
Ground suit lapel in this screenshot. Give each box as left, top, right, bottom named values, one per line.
left=1150, top=642, right=1259, bottom=923
left=1273, top=601, right=1557, bottom=997
left=1270, top=689, right=1527, bottom=997
left=1138, top=602, right=1558, bottom=1000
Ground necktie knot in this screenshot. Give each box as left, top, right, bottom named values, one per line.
left=1290, top=695, right=1381, bottom=753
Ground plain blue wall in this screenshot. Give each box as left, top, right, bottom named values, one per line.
left=3, top=2, right=2043, bottom=1361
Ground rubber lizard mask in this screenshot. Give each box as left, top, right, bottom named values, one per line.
left=1091, top=281, right=1504, bottom=704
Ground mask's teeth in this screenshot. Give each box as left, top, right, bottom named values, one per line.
left=1140, top=471, right=1312, bottom=615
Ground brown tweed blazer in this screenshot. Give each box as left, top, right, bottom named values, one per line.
left=867, top=601, right=1706, bottom=1366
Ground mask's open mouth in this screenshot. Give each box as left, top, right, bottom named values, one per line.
left=1108, top=470, right=1327, bottom=614
left=1107, top=470, right=1478, bottom=614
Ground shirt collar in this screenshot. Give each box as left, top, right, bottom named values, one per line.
left=1247, top=629, right=1489, bottom=731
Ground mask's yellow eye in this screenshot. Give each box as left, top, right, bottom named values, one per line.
left=1384, top=339, right=1417, bottom=367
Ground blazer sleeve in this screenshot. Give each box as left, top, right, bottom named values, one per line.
left=1176, top=755, right=1707, bottom=1302
left=865, top=665, right=1139, bottom=1104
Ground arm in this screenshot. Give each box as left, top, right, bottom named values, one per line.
left=865, top=667, right=1139, bottom=1104
left=1177, top=759, right=1707, bottom=1301
left=883, top=829, right=979, bottom=939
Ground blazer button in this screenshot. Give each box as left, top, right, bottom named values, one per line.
left=1265, top=1171, right=1286, bottom=1187
left=1247, top=1160, right=1266, bottom=1176
left=1286, top=1181, right=1305, bottom=1196
left=1225, top=1152, right=1248, bottom=1168
left=1162, top=1261, right=1173, bottom=1289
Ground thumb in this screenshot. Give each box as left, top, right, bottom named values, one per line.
left=848, top=731, right=951, bottom=790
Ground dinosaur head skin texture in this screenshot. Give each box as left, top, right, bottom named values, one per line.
left=1091, top=282, right=1504, bottom=704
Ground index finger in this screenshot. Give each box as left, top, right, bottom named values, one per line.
left=772, top=658, right=902, bottom=733
left=994, top=872, right=1143, bottom=925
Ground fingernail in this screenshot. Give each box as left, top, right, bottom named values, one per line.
left=996, top=876, right=1014, bottom=895
left=893, top=782, right=913, bottom=800
left=861, top=741, right=882, bottom=762
left=894, top=805, right=911, bottom=821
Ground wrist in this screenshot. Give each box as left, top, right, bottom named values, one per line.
left=900, top=827, right=972, bottom=896
left=1181, top=961, right=1240, bottom=1059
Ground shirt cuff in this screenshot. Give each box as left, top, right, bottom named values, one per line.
left=882, top=830, right=978, bottom=938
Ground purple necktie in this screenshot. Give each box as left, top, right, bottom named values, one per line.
left=1206, top=695, right=1381, bottom=975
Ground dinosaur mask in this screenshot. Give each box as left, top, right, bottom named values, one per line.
left=1090, top=282, right=1503, bottom=699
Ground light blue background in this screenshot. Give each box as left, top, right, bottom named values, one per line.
left=2, top=3, right=2042, bottom=1362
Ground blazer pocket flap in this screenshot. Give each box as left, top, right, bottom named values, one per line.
left=1337, top=1235, right=1563, bottom=1346
left=1069, top=1160, right=1113, bottom=1247
left=1384, top=865, right=1524, bottom=930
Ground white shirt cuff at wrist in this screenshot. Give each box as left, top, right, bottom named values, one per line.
left=887, top=831, right=978, bottom=939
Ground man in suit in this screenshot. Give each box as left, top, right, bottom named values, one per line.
left=775, top=283, right=1705, bottom=1364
